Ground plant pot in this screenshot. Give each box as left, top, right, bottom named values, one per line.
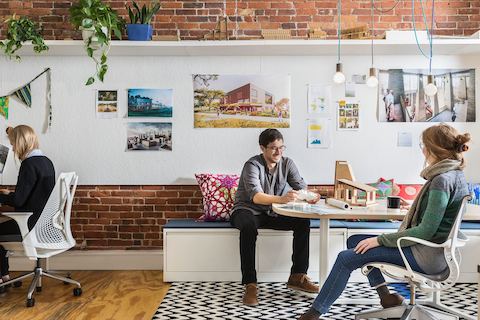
left=80, top=26, right=108, bottom=47
left=127, top=24, right=153, bottom=41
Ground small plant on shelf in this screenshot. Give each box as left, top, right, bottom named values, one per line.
left=126, top=1, right=161, bottom=41
left=69, top=0, right=124, bottom=85
left=0, top=15, right=49, bottom=61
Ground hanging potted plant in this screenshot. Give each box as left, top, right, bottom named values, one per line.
left=126, top=1, right=161, bottom=41
left=0, top=15, right=49, bottom=61
left=69, top=0, right=124, bottom=85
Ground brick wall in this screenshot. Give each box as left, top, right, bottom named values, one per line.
left=0, top=183, right=333, bottom=251
left=67, top=185, right=333, bottom=250
left=0, top=1, right=479, bottom=40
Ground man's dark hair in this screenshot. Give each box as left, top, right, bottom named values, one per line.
left=259, top=129, right=283, bottom=147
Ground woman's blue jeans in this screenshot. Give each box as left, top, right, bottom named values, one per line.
left=311, top=234, right=425, bottom=314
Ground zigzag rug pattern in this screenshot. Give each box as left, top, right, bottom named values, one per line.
left=153, top=282, right=478, bottom=319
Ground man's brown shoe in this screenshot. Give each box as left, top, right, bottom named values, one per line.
left=287, top=273, right=319, bottom=293
left=380, top=293, right=405, bottom=308
left=297, top=308, right=321, bottom=320
left=243, top=283, right=258, bottom=306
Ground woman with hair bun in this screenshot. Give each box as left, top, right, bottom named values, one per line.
left=299, top=123, right=471, bottom=320
left=0, top=125, right=55, bottom=288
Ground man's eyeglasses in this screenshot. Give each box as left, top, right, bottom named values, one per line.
left=267, top=145, right=286, bottom=152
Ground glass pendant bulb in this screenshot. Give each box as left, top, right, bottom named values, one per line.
left=366, top=67, right=378, bottom=87
left=333, top=63, right=346, bottom=84
left=425, top=74, right=438, bottom=97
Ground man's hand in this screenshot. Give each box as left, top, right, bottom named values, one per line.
left=354, top=237, right=380, bottom=254
left=279, top=190, right=299, bottom=204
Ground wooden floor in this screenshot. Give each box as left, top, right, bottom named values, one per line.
left=0, top=270, right=170, bottom=320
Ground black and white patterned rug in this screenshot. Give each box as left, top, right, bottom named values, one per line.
left=153, top=282, right=478, bottom=319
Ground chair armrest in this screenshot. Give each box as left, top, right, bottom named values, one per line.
left=1, top=212, right=32, bottom=238
left=398, top=236, right=446, bottom=248
left=395, top=236, right=444, bottom=276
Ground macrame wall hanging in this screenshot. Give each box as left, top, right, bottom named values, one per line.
left=0, top=68, right=52, bottom=133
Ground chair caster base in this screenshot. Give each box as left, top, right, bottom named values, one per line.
left=73, top=287, right=82, bottom=296
left=26, top=298, right=35, bottom=307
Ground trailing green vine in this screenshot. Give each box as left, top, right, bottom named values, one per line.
left=0, top=15, right=49, bottom=61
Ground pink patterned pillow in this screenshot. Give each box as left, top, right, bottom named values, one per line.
left=195, top=173, right=240, bottom=221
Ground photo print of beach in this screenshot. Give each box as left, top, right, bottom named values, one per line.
left=128, top=89, right=173, bottom=117
left=96, top=90, right=118, bottom=119
left=126, top=122, right=172, bottom=151
left=378, top=69, right=475, bottom=122
left=193, top=74, right=291, bottom=128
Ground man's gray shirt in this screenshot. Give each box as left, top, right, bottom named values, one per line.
left=232, top=154, right=307, bottom=216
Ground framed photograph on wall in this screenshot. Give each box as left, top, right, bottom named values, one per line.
left=126, top=122, right=172, bottom=151
left=378, top=69, right=476, bottom=122
left=193, top=74, right=291, bottom=128
left=128, top=89, right=173, bottom=118
left=337, top=99, right=360, bottom=131
left=96, top=90, right=118, bottom=119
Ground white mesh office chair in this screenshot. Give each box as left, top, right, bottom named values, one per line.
left=356, top=195, right=474, bottom=320
left=0, top=172, right=82, bottom=307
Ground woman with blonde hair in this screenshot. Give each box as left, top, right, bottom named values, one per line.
left=299, top=123, right=471, bottom=320
left=0, top=125, right=55, bottom=288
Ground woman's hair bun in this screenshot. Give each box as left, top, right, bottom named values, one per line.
left=456, top=133, right=471, bottom=153
left=460, top=144, right=469, bottom=152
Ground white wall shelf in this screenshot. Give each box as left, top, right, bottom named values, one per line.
left=9, top=38, right=480, bottom=57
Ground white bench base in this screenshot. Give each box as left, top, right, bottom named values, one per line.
left=163, top=228, right=480, bottom=283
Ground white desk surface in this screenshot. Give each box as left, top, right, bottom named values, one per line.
left=272, top=200, right=480, bottom=221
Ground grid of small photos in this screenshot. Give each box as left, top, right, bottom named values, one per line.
left=96, top=89, right=173, bottom=152
left=337, top=100, right=360, bottom=130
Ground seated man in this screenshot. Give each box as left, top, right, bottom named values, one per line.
left=230, top=128, right=320, bottom=306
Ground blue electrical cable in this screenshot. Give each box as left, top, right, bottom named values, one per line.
left=412, top=0, right=432, bottom=60
left=412, top=0, right=436, bottom=74
left=419, top=0, right=435, bottom=73
left=337, top=0, right=341, bottom=63
left=430, top=0, right=435, bottom=74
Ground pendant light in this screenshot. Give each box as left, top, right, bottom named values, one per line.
left=333, top=0, right=345, bottom=84
left=424, top=75, right=438, bottom=96
left=366, top=0, right=378, bottom=87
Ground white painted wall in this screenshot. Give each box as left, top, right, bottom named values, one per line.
left=0, top=53, right=477, bottom=185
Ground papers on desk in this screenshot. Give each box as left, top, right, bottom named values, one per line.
left=278, top=203, right=339, bottom=214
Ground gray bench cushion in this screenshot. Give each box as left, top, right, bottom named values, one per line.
left=164, top=219, right=348, bottom=229
left=164, top=219, right=480, bottom=230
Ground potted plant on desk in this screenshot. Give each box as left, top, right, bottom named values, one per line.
left=69, top=0, right=124, bottom=85
left=126, top=1, right=161, bottom=41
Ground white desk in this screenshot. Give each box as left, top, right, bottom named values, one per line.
left=272, top=201, right=480, bottom=308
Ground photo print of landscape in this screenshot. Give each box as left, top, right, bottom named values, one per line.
left=193, top=74, right=291, bottom=128
left=128, top=89, right=173, bottom=118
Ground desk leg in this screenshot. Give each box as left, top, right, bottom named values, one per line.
left=319, top=219, right=329, bottom=287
